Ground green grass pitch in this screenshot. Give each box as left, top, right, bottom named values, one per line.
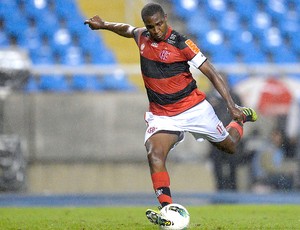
left=0, top=205, right=299, bottom=229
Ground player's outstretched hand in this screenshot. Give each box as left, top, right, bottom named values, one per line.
left=84, top=15, right=105, bottom=30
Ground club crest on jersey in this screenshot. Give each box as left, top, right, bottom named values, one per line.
left=159, top=50, right=170, bottom=61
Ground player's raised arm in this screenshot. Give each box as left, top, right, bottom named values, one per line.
left=84, top=15, right=136, bottom=38
left=199, top=60, right=244, bottom=123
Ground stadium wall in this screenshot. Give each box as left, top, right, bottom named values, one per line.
left=4, top=92, right=216, bottom=194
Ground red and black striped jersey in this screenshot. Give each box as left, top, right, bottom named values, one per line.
left=135, top=26, right=207, bottom=116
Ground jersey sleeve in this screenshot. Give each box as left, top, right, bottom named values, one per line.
left=179, top=36, right=207, bottom=69
left=133, top=27, right=147, bottom=45
left=188, top=51, right=207, bottom=69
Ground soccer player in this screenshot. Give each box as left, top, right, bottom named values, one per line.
left=84, top=3, right=257, bottom=227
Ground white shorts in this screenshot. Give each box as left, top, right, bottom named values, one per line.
left=144, top=100, right=229, bottom=145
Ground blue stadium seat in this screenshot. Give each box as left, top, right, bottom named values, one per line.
left=199, top=28, right=226, bottom=54
left=24, top=77, right=40, bottom=93
left=61, top=45, right=84, bottom=66
left=102, top=71, right=135, bottom=91
left=0, top=32, right=8, bottom=47
left=171, top=0, right=200, bottom=19
left=242, top=49, right=267, bottom=63
left=265, top=0, right=287, bottom=21
left=23, top=0, right=49, bottom=18
left=249, top=11, right=272, bottom=35
left=0, top=0, right=17, bottom=8
left=272, top=46, right=298, bottom=63
left=259, top=27, right=283, bottom=54
left=230, top=0, right=257, bottom=20
left=72, top=75, right=104, bottom=91
left=279, top=12, right=299, bottom=36
left=79, top=31, right=107, bottom=56
left=39, top=74, right=70, bottom=92
left=50, top=28, right=73, bottom=57
left=34, top=10, right=59, bottom=37
left=30, top=51, right=55, bottom=65
left=3, top=13, right=29, bottom=36
left=205, top=0, right=227, bottom=20
left=290, top=32, right=300, bottom=53
left=229, top=30, right=255, bottom=54
left=220, top=12, right=240, bottom=35
left=211, top=47, right=236, bottom=64
left=30, top=34, right=55, bottom=64
left=90, top=49, right=117, bottom=65
left=186, top=11, right=211, bottom=37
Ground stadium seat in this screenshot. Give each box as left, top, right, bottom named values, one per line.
left=199, top=28, right=225, bottom=54
left=241, top=47, right=267, bottom=63
left=0, top=18, right=9, bottom=46
left=39, top=74, right=70, bottom=92
left=230, top=0, right=257, bottom=20
left=279, top=11, right=299, bottom=36
left=24, top=77, right=40, bottom=93
left=3, top=13, right=29, bottom=36
left=30, top=34, right=55, bottom=64
left=249, top=11, right=272, bottom=35
left=0, top=32, right=8, bottom=47
left=50, top=28, right=72, bottom=57
left=186, top=11, right=211, bottom=37
left=229, top=29, right=255, bottom=54
left=102, top=72, right=135, bottom=91
left=205, top=0, right=227, bottom=20
left=18, top=17, right=41, bottom=52
left=289, top=32, right=300, bottom=54
left=259, top=27, right=283, bottom=54
left=61, top=47, right=84, bottom=66
left=72, top=75, right=104, bottom=91
left=22, top=0, right=49, bottom=18
left=220, top=10, right=241, bottom=36
left=272, top=46, right=298, bottom=63
left=171, top=0, right=200, bottom=19
left=265, top=0, right=287, bottom=21
left=211, top=47, right=236, bottom=64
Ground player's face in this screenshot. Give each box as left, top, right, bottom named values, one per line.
left=143, top=12, right=168, bottom=42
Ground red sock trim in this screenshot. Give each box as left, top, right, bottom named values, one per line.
left=226, top=121, right=243, bottom=138
left=151, top=171, right=170, bottom=189
left=151, top=171, right=172, bottom=205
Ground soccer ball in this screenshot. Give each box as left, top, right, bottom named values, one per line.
left=159, top=203, right=190, bottom=230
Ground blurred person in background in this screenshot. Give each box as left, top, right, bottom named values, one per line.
left=206, top=75, right=247, bottom=191
left=84, top=3, right=257, bottom=227
left=286, top=91, right=300, bottom=189
left=251, top=128, right=297, bottom=192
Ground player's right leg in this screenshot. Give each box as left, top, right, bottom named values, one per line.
left=145, top=131, right=180, bottom=225
left=145, top=131, right=180, bottom=206
left=213, top=106, right=257, bottom=154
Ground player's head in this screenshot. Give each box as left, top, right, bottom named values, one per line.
left=141, top=3, right=168, bottom=42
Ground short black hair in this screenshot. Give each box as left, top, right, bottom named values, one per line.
left=141, top=3, right=165, bottom=21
